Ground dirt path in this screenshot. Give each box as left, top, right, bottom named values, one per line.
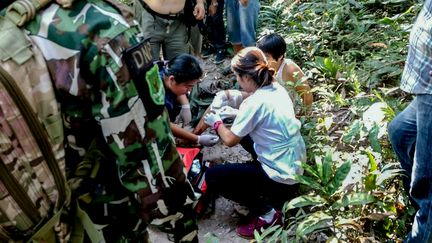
left=149, top=57, right=252, bottom=242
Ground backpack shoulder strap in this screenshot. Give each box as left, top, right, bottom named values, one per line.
left=0, top=64, right=68, bottom=207
left=5, top=0, right=51, bottom=26
left=0, top=16, right=33, bottom=65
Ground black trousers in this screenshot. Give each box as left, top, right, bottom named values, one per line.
left=205, top=137, right=298, bottom=216
left=205, top=0, right=226, bottom=50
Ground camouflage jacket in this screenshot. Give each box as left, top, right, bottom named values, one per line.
left=24, top=0, right=183, bottom=194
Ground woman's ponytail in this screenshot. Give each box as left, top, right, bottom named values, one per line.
left=231, top=47, right=275, bottom=88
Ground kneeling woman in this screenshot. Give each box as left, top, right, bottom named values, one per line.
left=161, top=54, right=219, bottom=146
left=204, top=47, right=306, bottom=238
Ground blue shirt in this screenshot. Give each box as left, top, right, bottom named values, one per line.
left=400, top=0, right=432, bottom=94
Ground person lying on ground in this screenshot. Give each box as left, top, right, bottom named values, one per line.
left=257, top=33, right=313, bottom=109
left=160, top=54, right=219, bottom=147
left=203, top=47, right=306, bottom=239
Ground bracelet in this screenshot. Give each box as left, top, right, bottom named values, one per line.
left=213, top=121, right=223, bottom=131
left=212, top=2, right=218, bottom=6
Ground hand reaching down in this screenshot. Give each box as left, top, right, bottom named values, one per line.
left=197, top=135, right=219, bottom=146
left=179, top=104, right=192, bottom=124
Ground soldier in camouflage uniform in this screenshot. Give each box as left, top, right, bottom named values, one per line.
left=21, top=0, right=198, bottom=242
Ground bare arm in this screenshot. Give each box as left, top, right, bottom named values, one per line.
left=171, top=122, right=198, bottom=143
left=192, top=106, right=211, bottom=135
left=295, top=81, right=313, bottom=107
left=194, top=0, right=205, bottom=20
left=215, top=124, right=242, bottom=147
left=177, top=94, right=189, bottom=105
left=284, top=63, right=313, bottom=107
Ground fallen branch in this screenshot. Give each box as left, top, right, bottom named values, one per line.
left=327, top=110, right=352, bottom=135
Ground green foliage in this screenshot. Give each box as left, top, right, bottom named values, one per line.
left=308, top=56, right=343, bottom=79
left=258, top=0, right=420, bottom=88
left=253, top=0, right=418, bottom=237
left=282, top=152, right=376, bottom=241
left=258, top=150, right=410, bottom=242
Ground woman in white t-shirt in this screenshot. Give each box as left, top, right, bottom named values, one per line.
left=204, top=47, right=306, bottom=239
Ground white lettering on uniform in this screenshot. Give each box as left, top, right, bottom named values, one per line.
left=131, top=44, right=152, bottom=70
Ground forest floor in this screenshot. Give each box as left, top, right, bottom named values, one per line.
left=149, top=56, right=252, bottom=242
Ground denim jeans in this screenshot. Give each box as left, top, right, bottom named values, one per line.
left=205, top=0, right=226, bottom=50
left=225, top=0, right=260, bottom=47
left=388, top=95, right=432, bottom=242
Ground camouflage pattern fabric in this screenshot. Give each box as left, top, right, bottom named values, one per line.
left=0, top=15, right=68, bottom=241
left=21, top=0, right=197, bottom=242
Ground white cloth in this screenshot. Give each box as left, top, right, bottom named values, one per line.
left=275, top=59, right=299, bottom=111
left=275, top=58, right=294, bottom=81
left=231, top=82, right=306, bottom=185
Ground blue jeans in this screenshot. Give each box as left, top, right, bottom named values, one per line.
left=225, top=0, right=260, bottom=47
left=388, top=95, right=432, bottom=242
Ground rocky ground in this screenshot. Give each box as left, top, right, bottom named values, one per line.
left=149, top=56, right=253, bottom=242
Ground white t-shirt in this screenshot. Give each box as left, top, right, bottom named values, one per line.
left=231, top=82, right=306, bottom=185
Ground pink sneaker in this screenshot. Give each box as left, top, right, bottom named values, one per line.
left=236, top=211, right=283, bottom=239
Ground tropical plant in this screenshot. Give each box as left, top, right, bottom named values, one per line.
left=258, top=150, right=410, bottom=242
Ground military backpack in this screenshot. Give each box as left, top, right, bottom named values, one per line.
left=0, top=0, right=104, bottom=242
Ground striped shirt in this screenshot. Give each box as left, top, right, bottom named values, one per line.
left=400, top=0, right=432, bottom=94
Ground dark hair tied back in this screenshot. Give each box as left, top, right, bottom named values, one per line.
left=231, top=47, right=274, bottom=88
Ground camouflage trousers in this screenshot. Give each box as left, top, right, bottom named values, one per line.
left=78, top=160, right=198, bottom=243
left=137, top=156, right=199, bottom=243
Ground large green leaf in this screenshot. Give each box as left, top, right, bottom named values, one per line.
left=300, top=162, right=320, bottom=180
left=265, top=226, right=284, bottom=243
left=279, top=230, right=288, bottom=243
left=368, top=123, right=382, bottom=153
left=315, top=156, right=324, bottom=180
left=296, top=211, right=332, bottom=238
left=322, top=152, right=333, bottom=185
left=329, top=160, right=352, bottom=195
left=332, top=192, right=375, bottom=209
left=342, top=120, right=363, bottom=144
left=256, top=225, right=283, bottom=243
left=376, top=168, right=405, bottom=185
left=364, top=151, right=378, bottom=191
left=286, top=195, right=327, bottom=210
left=294, top=174, right=324, bottom=191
